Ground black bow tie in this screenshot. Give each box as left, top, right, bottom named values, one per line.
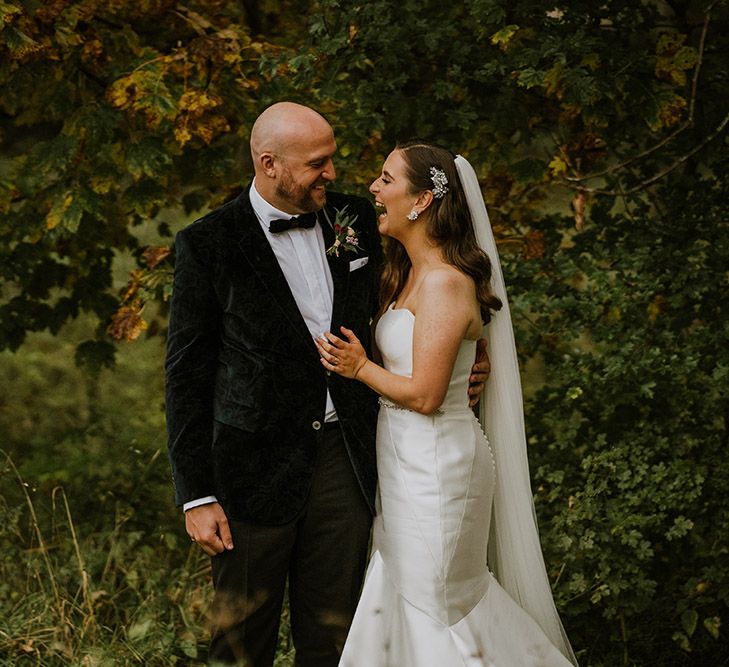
left=269, top=212, right=317, bottom=233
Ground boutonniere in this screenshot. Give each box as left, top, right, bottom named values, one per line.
left=321, top=205, right=361, bottom=257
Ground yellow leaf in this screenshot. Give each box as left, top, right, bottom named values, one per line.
left=107, top=76, right=133, bottom=108
left=659, top=95, right=687, bottom=129
left=490, top=24, right=520, bottom=48
left=703, top=616, right=721, bottom=640
left=647, top=295, right=667, bottom=321
left=46, top=207, right=62, bottom=230
left=545, top=62, right=565, bottom=98
left=174, top=124, right=192, bottom=147
left=674, top=46, right=699, bottom=70
left=46, top=191, right=83, bottom=232
left=655, top=36, right=697, bottom=86
left=179, top=90, right=222, bottom=115
left=46, top=193, right=72, bottom=230
left=0, top=2, right=22, bottom=25
left=90, top=175, right=113, bottom=194
left=187, top=115, right=230, bottom=144
left=548, top=155, right=568, bottom=177
left=657, top=33, right=686, bottom=56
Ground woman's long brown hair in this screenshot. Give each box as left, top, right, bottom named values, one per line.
left=378, top=142, right=502, bottom=323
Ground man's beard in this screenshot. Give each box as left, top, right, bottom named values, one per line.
left=275, top=169, right=326, bottom=213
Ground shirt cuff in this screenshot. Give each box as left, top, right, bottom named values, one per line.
left=183, top=496, right=218, bottom=512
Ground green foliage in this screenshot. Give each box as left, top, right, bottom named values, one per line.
left=506, top=169, right=729, bottom=664
left=2, top=0, right=728, bottom=665
left=0, top=0, right=309, bottom=353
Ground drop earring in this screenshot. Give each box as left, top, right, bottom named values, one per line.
left=407, top=210, right=419, bottom=221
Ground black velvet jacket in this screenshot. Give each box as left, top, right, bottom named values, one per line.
left=165, top=187, right=383, bottom=524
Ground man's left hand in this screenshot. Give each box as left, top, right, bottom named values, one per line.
left=468, top=338, right=491, bottom=408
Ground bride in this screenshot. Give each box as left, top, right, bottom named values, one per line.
left=316, top=143, right=577, bottom=666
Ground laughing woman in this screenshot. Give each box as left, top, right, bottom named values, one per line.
left=316, top=143, right=577, bottom=666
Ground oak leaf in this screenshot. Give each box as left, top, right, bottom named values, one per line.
left=142, top=245, right=172, bottom=269
left=107, top=302, right=148, bottom=342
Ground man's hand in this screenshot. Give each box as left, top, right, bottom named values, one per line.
left=468, top=338, right=491, bottom=408
left=185, top=502, right=234, bottom=556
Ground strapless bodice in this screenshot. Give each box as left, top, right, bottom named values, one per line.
left=375, top=303, right=476, bottom=412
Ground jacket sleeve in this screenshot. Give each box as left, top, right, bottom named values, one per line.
left=164, top=226, right=220, bottom=506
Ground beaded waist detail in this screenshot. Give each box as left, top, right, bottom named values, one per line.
left=378, top=396, right=444, bottom=416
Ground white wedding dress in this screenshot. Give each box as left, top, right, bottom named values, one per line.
left=339, top=304, right=572, bottom=667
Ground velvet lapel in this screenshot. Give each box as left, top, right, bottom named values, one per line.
left=319, top=204, right=350, bottom=331
left=232, top=190, right=316, bottom=350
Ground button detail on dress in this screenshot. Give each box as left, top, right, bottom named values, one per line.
left=312, top=420, right=322, bottom=431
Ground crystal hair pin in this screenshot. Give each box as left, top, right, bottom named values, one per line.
left=429, top=167, right=449, bottom=199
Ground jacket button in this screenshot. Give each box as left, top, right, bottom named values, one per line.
left=312, top=420, right=322, bottom=431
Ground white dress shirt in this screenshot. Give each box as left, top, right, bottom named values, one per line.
left=184, top=181, right=337, bottom=512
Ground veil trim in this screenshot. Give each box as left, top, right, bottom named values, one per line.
left=454, top=155, right=577, bottom=664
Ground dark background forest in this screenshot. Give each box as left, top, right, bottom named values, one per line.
left=1, top=0, right=727, bottom=664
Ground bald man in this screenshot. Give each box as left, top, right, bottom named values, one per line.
left=165, top=103, right=383, bottom=666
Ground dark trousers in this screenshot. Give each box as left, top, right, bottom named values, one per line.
left=207, top=423, right=372, bottom=667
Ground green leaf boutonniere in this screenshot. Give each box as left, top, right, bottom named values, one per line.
left=321, top=205, right=361, bottom=257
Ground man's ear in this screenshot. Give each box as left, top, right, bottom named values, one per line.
left=258, top=152, right=277, bottom=178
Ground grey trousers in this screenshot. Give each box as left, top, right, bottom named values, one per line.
left=207, top=423, right=372, bottom=666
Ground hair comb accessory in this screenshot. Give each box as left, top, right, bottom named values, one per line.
left=429, top=166, right=449, bottom=199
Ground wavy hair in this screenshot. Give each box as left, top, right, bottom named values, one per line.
left=378, top=141, right=502, bottom=323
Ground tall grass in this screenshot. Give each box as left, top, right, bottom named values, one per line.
left=0, top=322, right=297, bottom=665
left=1, top=449, right=211, bottom=665
left=0, top=453, right=298, bottom=665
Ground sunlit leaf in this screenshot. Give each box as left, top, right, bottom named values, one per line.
left=490, top=24, right=519, bottom=47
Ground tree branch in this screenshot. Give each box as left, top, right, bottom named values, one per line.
left=563, top=0, right=717, bottom=184
left=562, top=110, right=729, bottom=196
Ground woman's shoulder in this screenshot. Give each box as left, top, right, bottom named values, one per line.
left=421, top=264, right=475, bottom=296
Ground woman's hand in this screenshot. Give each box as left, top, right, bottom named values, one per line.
left=315, top=326, right=369, bottom=379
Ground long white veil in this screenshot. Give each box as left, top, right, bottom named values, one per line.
left=455, top=155, right=577, bottom=664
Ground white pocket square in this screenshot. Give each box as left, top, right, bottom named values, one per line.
left=349, top=256, right=369, bottom=272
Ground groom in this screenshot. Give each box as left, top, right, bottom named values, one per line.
left=165, top=102, right=489, bottom=666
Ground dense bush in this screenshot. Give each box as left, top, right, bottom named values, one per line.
left=509, top=169, right=729, bottom=665
left=1, top=1, right=727, bottom=664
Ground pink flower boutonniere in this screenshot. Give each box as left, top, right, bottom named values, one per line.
left=322, top=205, right=361, bottom=257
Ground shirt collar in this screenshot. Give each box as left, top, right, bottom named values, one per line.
left=249, top=178, right=296, bottom=229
